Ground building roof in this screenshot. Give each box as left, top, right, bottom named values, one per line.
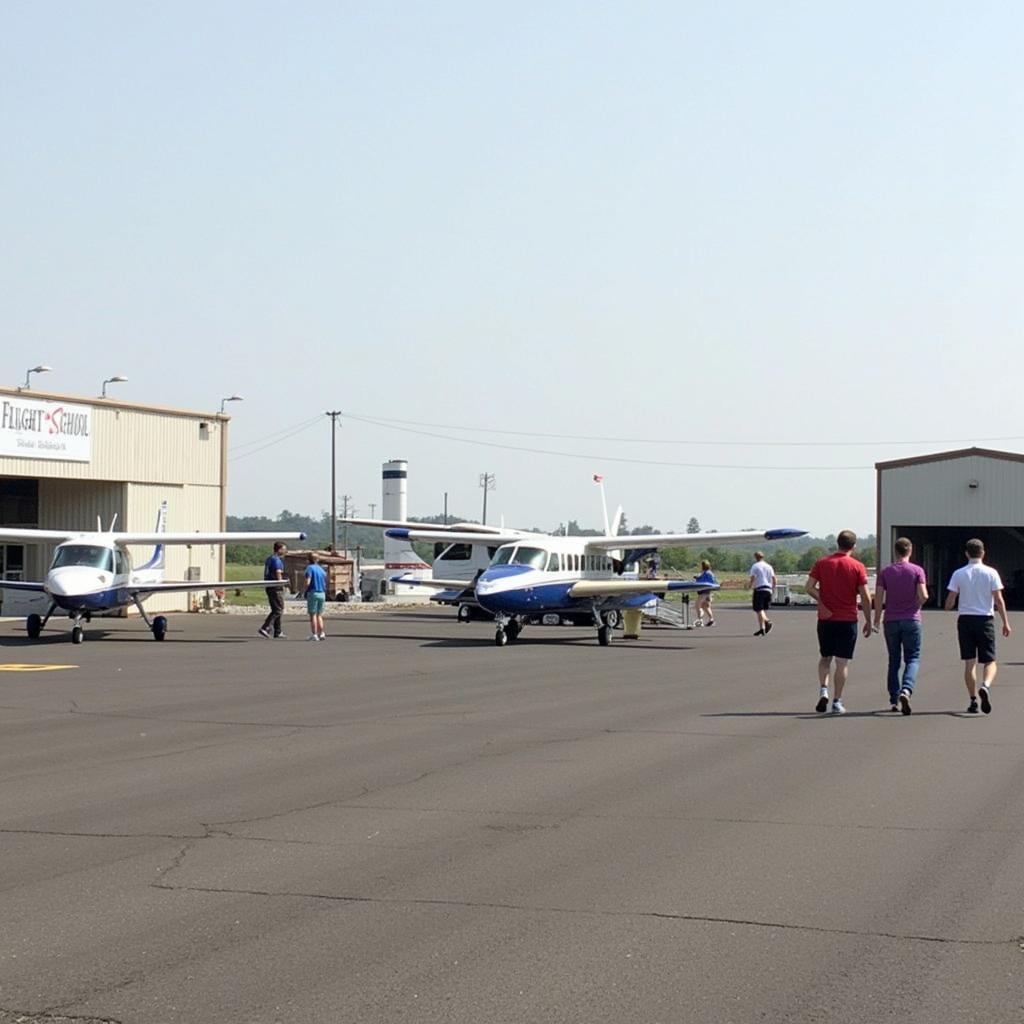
left=876, top=446, right=1024, bottom=472
left=0, top=385, right=227, bottom=421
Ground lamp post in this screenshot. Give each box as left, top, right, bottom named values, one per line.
left=22, top=365, right=52, bottom=390
left=219, top=394, right=243, bottom=415
left=100, top=375, right=128, bottom=398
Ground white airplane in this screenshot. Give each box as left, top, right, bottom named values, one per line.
left=344, top=483, right=806, bottom=646
left=0, top=503, right=306, bottom=644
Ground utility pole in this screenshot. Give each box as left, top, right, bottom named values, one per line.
left=443, top=491, right=448, bottom=525
left=341, top=494, right=353, bottom=555
left=369, top=502, right=376, bottom=519
left=479, top=473, right=495, bottom=524
left=326, top=412, right=341, bottom=551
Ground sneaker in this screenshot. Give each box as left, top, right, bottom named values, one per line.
left=318, top=632, right=326, bottom=640
left=889, top=703, right=899, bottom=712
left=979, top=685, right=992, bottom=714
left=764, top=621, right=774, bottom=635
left=274, top=633, right=286, bottom=639
left=753, top=629, right=764, bottom=637
left=707, top=619, right=715, bottom=627
left=967, top=699, right=979, bottom=714
left=899, top=689, right=912, bottom=716
left=307, top=634, right=320, bottom=642
left=816, top=688, right=829, bottom=713
left=694, top=620, right=703, bottom=628
left=258, top=626, right=271, bottom=639
left=831, top=699, right=846, bottom=715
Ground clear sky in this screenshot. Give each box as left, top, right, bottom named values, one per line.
left=3, top=2, right=1022, bottom=535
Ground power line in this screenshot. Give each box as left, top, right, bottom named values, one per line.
left=341, top=412, right=874, bottom=471
left=229, top=415, right=323, bottom=452
left=339, top=410, right=1024, bottom=450
left=228, top=417, right=323, bottom=462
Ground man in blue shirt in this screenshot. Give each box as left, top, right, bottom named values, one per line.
left=258, top=542, right=288, bottom=639
left=303, top=551, right=328, bottom=641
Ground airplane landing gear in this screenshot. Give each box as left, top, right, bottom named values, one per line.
left=152, top=615, right=168, bottom=641
left=72, top=625, right=84, bottom=645
left=495, top=628, right=508, bottom=647
left=597, top=624, right=611, bottom=646
left=505, top=618, right=522, bottom=642
left=26, top=603, right=56, bottom=641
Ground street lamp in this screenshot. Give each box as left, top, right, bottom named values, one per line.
left=100, top=375, right=128, bottom=398
left=22, top=365, right=52, bottom=390
left=219, top=394, right=243, bottom=415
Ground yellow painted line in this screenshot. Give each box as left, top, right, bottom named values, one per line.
left=0, top=664, right=79, bottom=672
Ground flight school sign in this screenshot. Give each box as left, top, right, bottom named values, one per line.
left=0, top=397, right=92, bottom=462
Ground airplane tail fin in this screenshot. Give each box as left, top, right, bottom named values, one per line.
left=610, top=505, right=624, bottom=537
left=138, top=501, right=168, bottom=571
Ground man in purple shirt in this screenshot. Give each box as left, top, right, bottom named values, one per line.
left=872, top=537, right=929, bottom=714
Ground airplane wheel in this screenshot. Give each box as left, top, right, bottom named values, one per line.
left=26, top=613, right=42, bottom=640
left=601, top=610, right=622, bottom=629
left=506, top=620, right=521, bottom=641
left=152, top=615, right=168, bottom=641
left=495, top=628, right=507, bottom=647
left=457, top=604, right=472, bottom=623
left=72, top=625, right=84, bottom=645
left=597, top=624, right=611, bottom=646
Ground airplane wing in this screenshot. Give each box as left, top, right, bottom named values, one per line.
left=128, top=579, right=289, bottom=595
left=0, top=579, right=47, bottom=592
left=384, top=528, right=525, bottom=546
left=112, top=532, right=307, bottom=546
left=0, top=528, right=89, bottom=543
left=342, top=517, right=512, bottom=536
left=584, top=528, right=806, bottom=551
left=569, top=579, right=718, bottom=597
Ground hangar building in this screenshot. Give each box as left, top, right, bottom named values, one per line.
left=876, top=447, right=1024, bottom=609
left=0, top=385, right=230, bottom=615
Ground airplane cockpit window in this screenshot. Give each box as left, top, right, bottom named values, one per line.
left=512, top=547, right=546, bottom=569
left=52, top=545, right=114, bottom=572
left=490, top=547, right=515, bottom=566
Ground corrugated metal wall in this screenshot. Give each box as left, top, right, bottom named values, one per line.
left=0, top=397, right=222, bottom=485
left=124, top=483, right=221, bottom=612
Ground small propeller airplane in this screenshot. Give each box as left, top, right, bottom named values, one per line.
left=344, top=478, right=806, bottom=647
left=0, top=502, right=305, bottom=644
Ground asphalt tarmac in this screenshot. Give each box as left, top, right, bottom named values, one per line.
left=1, top=606, right=1022, bottom=1023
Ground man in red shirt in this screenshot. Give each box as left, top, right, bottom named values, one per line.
left=804, top=530, right=874, bottom=714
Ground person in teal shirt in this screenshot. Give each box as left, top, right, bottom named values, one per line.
left=303, top=552, right=328, bottom=641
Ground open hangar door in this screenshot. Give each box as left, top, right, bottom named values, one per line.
left=892, top=525, right=1024, bottom=609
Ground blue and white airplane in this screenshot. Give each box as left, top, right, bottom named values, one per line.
left=0, top=502, right=305, bottom=644
left=345, top=484, right=806, bottom=646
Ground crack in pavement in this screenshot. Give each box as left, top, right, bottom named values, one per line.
left=0, top=729, right=306, bottom=787
left=147, top=882, right=1017, bottom=947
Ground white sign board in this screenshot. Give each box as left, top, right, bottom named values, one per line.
left=0, top=397, right=92, bottom=462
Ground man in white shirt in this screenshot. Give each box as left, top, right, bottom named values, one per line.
left=748, top=551, right=776, bottom=637
left=944, top=538, right=1011, bottom=714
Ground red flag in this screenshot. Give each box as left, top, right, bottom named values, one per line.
left=593, top=474, right=604, bottom=483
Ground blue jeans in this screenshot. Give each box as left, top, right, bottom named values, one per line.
left=884, top=619, right=922, bottom=702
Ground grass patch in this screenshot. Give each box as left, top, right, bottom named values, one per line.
left=223, top=564, right=271, bottom=606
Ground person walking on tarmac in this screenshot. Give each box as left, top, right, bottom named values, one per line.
left=748, top=551, right=776, bottom=636
left=694, top=560, right=717, bottom=627
left=258, top=541, right=288, bottom=639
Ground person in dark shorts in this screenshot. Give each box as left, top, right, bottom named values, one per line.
left=944, top=538, right=1011, bottom=714
left=748, top=551, right=776, bottom=636
left=258, top=541, right=288, bottom=639
left=804, top=530, right=874, bottom=714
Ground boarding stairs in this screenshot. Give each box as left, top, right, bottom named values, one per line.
left=643, top=598, right=689, bottom=628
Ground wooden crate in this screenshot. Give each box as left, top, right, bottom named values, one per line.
left=283, top=551, right=354, bottom=601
